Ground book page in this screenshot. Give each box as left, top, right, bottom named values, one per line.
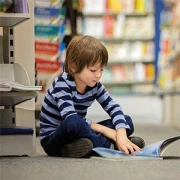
left=0, top=78, right=42, bottom=91
left=160, top=136, right=180, bottom=156
left=92, top=147, right=162, bottom=159
left=92, top=136, right=180, bottom=159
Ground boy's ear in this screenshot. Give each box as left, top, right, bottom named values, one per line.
left=70, top=62, right=76, bottom=73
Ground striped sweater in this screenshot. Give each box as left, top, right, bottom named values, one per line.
left=39, top=72, right=130, bottom=141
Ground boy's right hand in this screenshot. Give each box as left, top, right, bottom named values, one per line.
left=116, top=128, right=141, bottom=155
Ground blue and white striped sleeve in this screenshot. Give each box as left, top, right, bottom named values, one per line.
left=50, top=79, right=84, bottom=123
left=96, top=82, right=130, bottom=130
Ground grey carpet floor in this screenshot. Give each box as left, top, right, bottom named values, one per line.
left=1, top=122, right=180, bottom=180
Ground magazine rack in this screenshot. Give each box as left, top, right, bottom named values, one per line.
left=0, top=1, right=39, bottom=156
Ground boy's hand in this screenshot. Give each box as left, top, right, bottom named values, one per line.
left=116, top=128, right=141, bottom=155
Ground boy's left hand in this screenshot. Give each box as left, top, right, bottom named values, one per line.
left=116, top=128, right=141, bottom=155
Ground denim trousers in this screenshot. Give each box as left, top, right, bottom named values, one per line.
left=41, top=115, right=134, bottom=156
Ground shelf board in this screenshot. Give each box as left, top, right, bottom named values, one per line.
left=83, top=12, right=118, bottom=17
left=83, top=11, right=154, bottom=17
left=107, top=59, right=154, bottom=65
left=157, top=90, right=180, bottom=96
left=102, top=80, right=154, bottom=87
left=124, top=11, right=154, bottom=17
left=99, top=37, right=154, bottom=42
left=0, top=13, right=30, bottom=27
left=0, top=91, right=37, bottom=106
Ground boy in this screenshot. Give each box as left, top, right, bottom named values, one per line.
left=39, top=35, right=145, bottom=158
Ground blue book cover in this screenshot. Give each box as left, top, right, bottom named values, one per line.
left=92, top=136, right=180, bottom=159
left=34, top=7, right=61, bottom=18
left=35, top=0, right=64, bottom=8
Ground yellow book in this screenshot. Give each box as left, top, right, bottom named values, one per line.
left=108, top=0, right=121, bottom=13
left=135, top=0, right=145, bottom=12
left=146, top=64, right=154, bottom=80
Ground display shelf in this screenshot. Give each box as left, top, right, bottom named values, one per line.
left=0, top=0, right=39, bottom=156
left=157, top=0, right=180, bottom=92
left=100, top=37, right=154, bottom=42
left=0, top=91, right=37, bottom=106
left=107, top=59, right=154, bottom=65
left=0, top=13, right=30, bottom=27
left=102, top=80, right=153, bottom=87
left=81, top=0, right=156, bottom=94
left=158, top=50, right=180, bottom=69
left=83, top=11, right=154, bottom=17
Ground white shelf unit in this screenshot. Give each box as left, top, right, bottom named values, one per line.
left=0, top=13, right=31, bottom=27
left=0, top=1, right=38, bottom=156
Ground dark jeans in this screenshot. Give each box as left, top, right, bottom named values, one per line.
left=41, top=115, right=134, bottom=156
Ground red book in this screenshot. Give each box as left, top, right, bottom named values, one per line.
left=104, top=15, right=115, bottom=38
left=35, top=41, right=59, bottom=56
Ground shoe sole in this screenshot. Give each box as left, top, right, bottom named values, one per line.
left=60, top=138, right=93, bottom=158
left=129, top=136, right=145, bottom=149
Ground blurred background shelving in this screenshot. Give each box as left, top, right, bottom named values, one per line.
left=77, top=0, right=155, bottom=94
left=32, top=0, right=180, bottom=130
left=157, top=0, right=180, bottom=93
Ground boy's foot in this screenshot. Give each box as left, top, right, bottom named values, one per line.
left=129, top=136, right=145, bottom=149
left=60, top=138, right=93, bottom=158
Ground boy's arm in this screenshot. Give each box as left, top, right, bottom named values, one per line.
left=96, top=82, right=130, bottom=130
left=91, top=122, right=116, bottom=142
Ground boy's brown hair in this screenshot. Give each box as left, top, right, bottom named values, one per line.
left=64, top=35, right=108, bottom=75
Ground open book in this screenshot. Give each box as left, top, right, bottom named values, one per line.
left=92, top=136, right=180, bottom=160
left=0, top=78, right=42, bottom=92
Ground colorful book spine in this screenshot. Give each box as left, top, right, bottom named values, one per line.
left=35, top=6, right=61, bottom=18
left=35, top=25, right=60, bottom=37
left=35, top=41, right=59, bottom=56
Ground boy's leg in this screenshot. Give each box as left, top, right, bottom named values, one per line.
left=98, top=114, right=134, bottom=136
left=41, top=115, right=112, bottom=156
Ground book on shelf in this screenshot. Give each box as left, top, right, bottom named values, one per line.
left=107, top=0, right=121, bottom=13
left=35, top=24, right=61, bottom=43
left=35, top=41, right=59, bottom=60
left=34, top=6, right=65, bottom=25
left=83, top=18, right=104, bottom=38
left=0, top=78, right=42, bottom=92
left=83, top=0, right=106, bottom=14
left=14, top=0, right=29, bottom=13
left=104, top=15, right=115, bottom=38
left=92, top=136, right=180, bottom=160
left=35, top=0, right=64, bottom=8
left=111, top=65, right=126, bottom=82
left=35, top=58, right=61, bottom=105
left=35, top=25, right=60, bottom=37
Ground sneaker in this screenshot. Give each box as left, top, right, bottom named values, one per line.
left=60, top=138, right=93, bottom=158
left=129, top=136, right=145, bottom=149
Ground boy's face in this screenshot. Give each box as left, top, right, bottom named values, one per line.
left=73, top=62, right=104, bottom=93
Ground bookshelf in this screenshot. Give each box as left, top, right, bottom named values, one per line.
left=157, top=0, right=180, bottom=92
left=156, top=0, right=180, bottom=129
left=81, top=0, right=155, bottom=94
left=0, top=0, right=40, bottom=156
left=34, top=1, right=65, bottom=109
